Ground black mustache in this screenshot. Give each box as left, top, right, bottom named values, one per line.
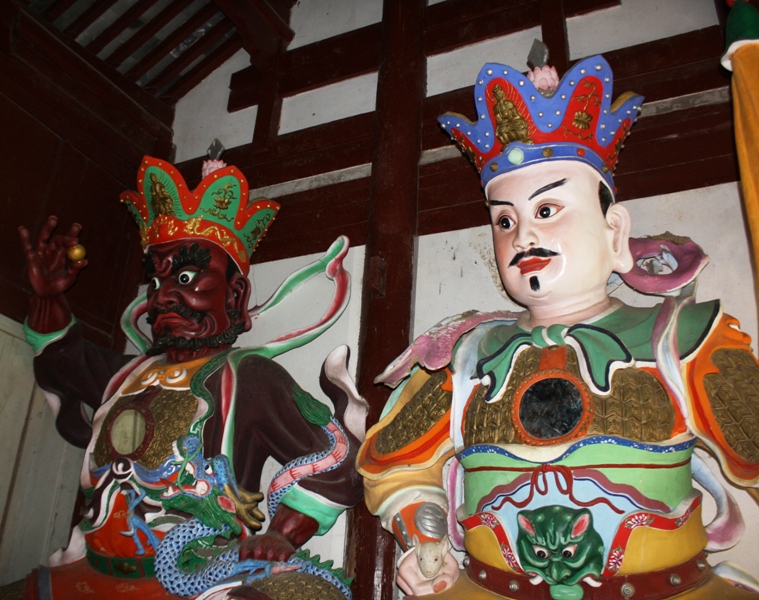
left=509, top=247, right=559, bottom=267
left=146, top=303, right=208, bottom=325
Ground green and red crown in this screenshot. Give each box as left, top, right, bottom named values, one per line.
left=120, top=156, right=279, bottom=275
left=438, top=55, right=643, bottom=194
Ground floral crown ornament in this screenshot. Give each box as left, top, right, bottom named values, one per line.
left=120, top=156, right=279, bottom=275
left=438, top=55, right=644, bottom=198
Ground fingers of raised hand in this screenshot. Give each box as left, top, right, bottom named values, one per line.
left=67, top=259, right=88, bottom=276
left=18, top=226, right=35, bottom=257
left=35, top=216, right=59, bottom=254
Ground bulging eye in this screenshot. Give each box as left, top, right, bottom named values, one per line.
left=562, top=544, right=577, bottom=559
left=150, top=276, right=161, bottom=289
left=498, top=215, right=515, bottom=230
left=177, top=270, right=198, bottom=285
left=536, top=203, right=562, bottom=219
left=532, top=546, right=549, bottom=559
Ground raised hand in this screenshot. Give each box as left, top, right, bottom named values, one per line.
left=19, top=216, right=87, bottom=333
left=19, top=215, right=87, bottom=298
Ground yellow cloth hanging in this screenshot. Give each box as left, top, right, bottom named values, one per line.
left=732, top=43, right=759, bottom=276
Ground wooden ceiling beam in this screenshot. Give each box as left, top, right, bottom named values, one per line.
left=105, top=0, right=185, bottom=69
left=213, top=0, right=293, bottom=71
left=63, top=0, right=111, bottom=38
left=162, top=34, right=242, bottom=103
left=86, top=0, right=160, bottom=55
left=124, top=3, right=218, bottom=80
left=146, top=19, right=234, bottom=93
left=10, top=3, right=173, bottom=126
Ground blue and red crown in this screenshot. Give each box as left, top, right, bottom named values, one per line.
left=120, top=156, right=279, bottom=276
left=438, top=55, right=643, bottom=195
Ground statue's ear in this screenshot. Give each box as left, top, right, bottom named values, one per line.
left=606, top=203, right=633, bottom=274
left=517, top=513, right=536, bottom=536
left=570, top=510, right=592, bottom=538
left=229, top=273, right=253, bottom=332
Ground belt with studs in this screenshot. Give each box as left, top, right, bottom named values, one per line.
left=466, top=552, right=711, bottom=599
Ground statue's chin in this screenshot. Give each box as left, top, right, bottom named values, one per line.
left=548, top=583, right=584, bottom=600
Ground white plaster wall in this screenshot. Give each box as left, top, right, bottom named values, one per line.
left=173, top=49, right=258, bottom=163
left=0, top=314, right=84, bottom=585
left=427, top=0, right=718, bottom=97
left=279, top=72, right=378, bottom=135
left=567, top=0, right=719, bottom=60
left=426, top=27, right=543, bottom=98
left=289, top=0, right=383, bottom=49
left=413, top=181, right=759, bottom=575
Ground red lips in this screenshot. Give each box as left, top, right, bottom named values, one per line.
left=517, top=257, right=551, bottom=274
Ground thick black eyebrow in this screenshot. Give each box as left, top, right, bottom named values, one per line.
left=528, top=178, right=567, bottom=201
left=487, top=200, right=513, bottom=206
left=171, top=243, right=211, bottom=273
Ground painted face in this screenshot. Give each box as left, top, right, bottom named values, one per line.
left=487, top=161, right=630, bottom=320
left=145, top=240, right=250, bottom=353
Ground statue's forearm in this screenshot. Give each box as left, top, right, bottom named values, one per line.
left=27, top=293, right=72, bottom=334
left=268, top=504, right=320, bottom=548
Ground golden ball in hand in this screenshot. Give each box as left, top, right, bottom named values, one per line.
left=67, top=244, right=86, bottom=262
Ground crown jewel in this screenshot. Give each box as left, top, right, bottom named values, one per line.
left=120, top=156, right=279, bottom=275
left=438, top=55, right=643, bottom=194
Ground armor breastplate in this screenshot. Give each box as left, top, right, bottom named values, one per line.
left=464, top=345, right=676, bottom=446
left=93, top=386, right=198, bottom=469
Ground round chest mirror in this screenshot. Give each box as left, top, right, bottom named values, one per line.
left=110, top=409, right=147, bottom=456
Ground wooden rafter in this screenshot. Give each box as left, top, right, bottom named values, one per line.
left=125, top=3, right=219, bottom=81
left=162, top=34, right=242, bottom=102
left=63, top=0, right=111, bottom=38
left=213, top=0, right=293, bottom=71
left=104, top=0, right=186, bottom=69
left=85, top=0, right=161, bottom=55
left=42, top=0, right=77, bottom=22
left=147, top=18, right=235, bottom=93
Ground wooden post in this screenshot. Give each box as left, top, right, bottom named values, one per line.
left=346, top=0, right=426, bottom=598
left=541, top=0, right=569, bottom=75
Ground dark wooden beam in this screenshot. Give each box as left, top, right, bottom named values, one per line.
left=348, top=1, right=426, bottom=599
left=12, top=7, right=174, bottom=129
left=213, top=0, right=293, bottom=71
left=228, top=0, right=617, bottom=112
left=281, top=24, right=381, bottom=96
left=0, top=1, right=168, bottom=349
left=125, top=3, right=218, bottom=81
left=228, top=23, right=382, bottom=112
left=105, top=0, right=185, bottom=69
left=85, top=0, right=160, bottom=55
left=252, top=62, right=284, bottom=148
left=541, top=0, right=569, bottom=76
left=162, top=34, right=242, bottom=103
left=146, top=19, right=235, bottom=93
left=252, top=177, right=371, bottom=263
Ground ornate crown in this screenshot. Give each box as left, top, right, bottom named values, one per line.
left=438, top=55, right=643, bottom=195
left=120, top=156, right=279, bottom=275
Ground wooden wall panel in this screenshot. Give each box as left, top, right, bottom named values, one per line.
left=0, top=2, right=173, bottom=349
left=228, top=0, right=619, bottom=112
left=254, top=177, right=372, bottom=263
left=206, top=24, right=737, bottom=261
